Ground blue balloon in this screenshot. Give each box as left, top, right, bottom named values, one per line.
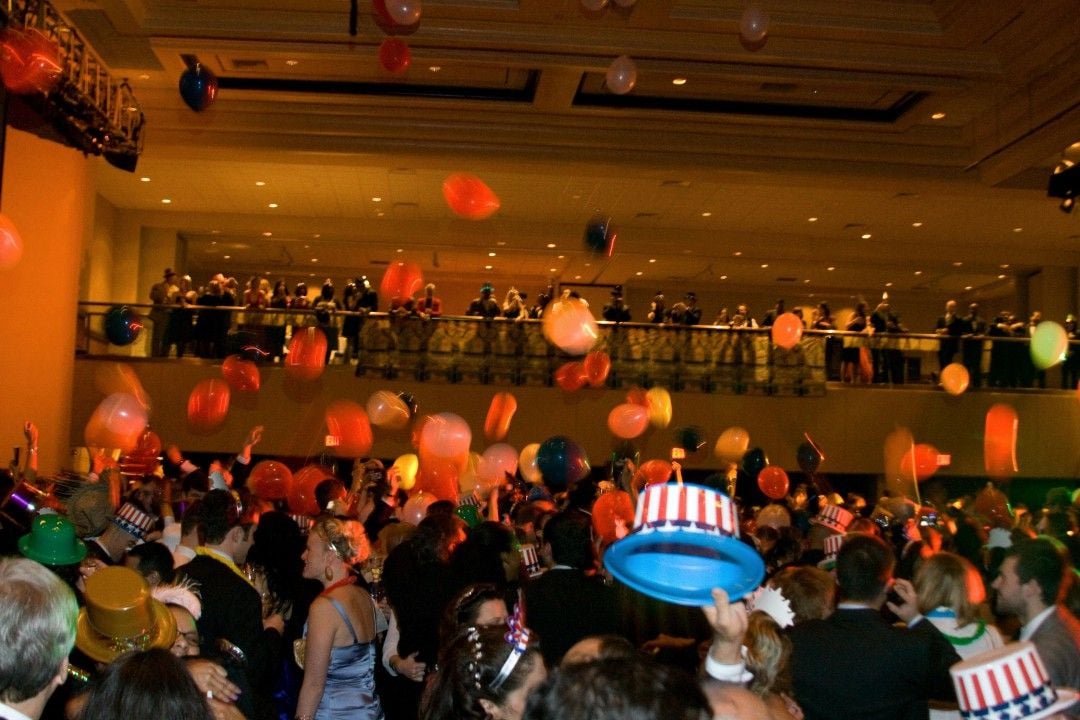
left=104, top=305, right=143, bottom=346
left=742, top=447, right=768, bottom=478
left=179, top=63, right=218, bottom=112
left=536, top=435, right=590, bottom=491
left=674, top=426, right=706, bottom=454
left=583, top=214, right=617, bottom=256
left=797, top=441, right=823, bottom=475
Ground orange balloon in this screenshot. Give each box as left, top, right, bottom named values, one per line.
left=380, top=261, right=424, bottom=305
left=415, top=455, right=462, bottom=502
left=771, top=312, right=804, bottom=350
left=410, top=415, right=430, bottom=450
left=940, top=363, right=969, bottom=396
left=973, top=483, right=1012, bottom=528
left=402, top=491, right=438, bottom=525
left=757, top=465, right=789, bottom=500
left=625, top=387, right=649, bottom=407
left=900, top=443, right=940, bottom=482
left=187, top=379, right=230, bottom=431
left=132, top=429, right=161, bottom=459
left=591, top=490, right=634, bottom=544
left=984, top=404, right=1018, bottom=480
left=84, top=393, right=148, bottom=453
left=325, top=400, right=374, bottom=457
left=94, top=362, right=151, bottom=411
left=636, top=459, right=672, bottom=486
left=249, top=460, right=294, bottom=501
left=0, top=213, right=24, bottom=270
left=442, top=172, right=501, bottom=220
left=222, top=355, right=261, bottom=392
left=543, top=298, right=599, bottom=355
left=290, top=465, right=334, bottom=515
left=584, top=350, right=611, bottom=387
left=484, top=392, right=518, bottom=442
left=555, top=361, right=588, bottom=392
left=607, top=403, right=649, bottom=439
left=285, top=327, right=327, bottom=381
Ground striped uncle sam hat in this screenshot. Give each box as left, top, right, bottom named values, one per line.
left=811, top=503, right=854, bottom=534
left=950, top=641, right=1077, bottom=720
left=603, top=482, right=764, bottom=606
left=111, top=502, right=155, bottom=540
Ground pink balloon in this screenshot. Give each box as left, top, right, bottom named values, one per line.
left=325, top=400, right=374, bottom=457
left=0, top=214, right=23, bottom=270
left=739, top=5, right=769, bottom=43
left=605, top=55, right=637, bottom=95
left=442, top=173, right=501, bottom=220
left=85, top=393, right=148, bottom=453
left=402, top=491, right=436, bottom=525
left=385, top=0, right=422, bottom=25
left=419, top=412, right=472, bottom=460
left=607, top=403, right=649, bottom=439
left=771, top=312, right=804, bottom=350
left=543, top=298, right=599, bottom=355
left=187, top=379, right=231, bottom=431
left=477, top=443, right=519, bottom=488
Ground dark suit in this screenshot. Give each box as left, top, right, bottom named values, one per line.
left=935, top=313, right=964, bottom=369
left=1027, top=606, right=1080, bottom=692
left=524, top=568, right=620, bottom=668
left=789, top=608, right=960, bottom=720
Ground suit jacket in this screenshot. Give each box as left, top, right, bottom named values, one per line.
left=789, top=608, right=960, bottom=720
left=524, top=568, right=620, bottom=668
left=1027, top=606, right=1080, bottom=691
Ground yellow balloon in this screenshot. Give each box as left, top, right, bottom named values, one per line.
left=392, top=453, right=419, bottom=491
left=519, top=443, right=543, bottom=484
left=645, top=387, right=672, bottom=428
left=714, top=426, right=750, bottom=464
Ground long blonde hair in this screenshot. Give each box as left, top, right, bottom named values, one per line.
left=914, top=552, right=985, bottom=626
left=744, top=610, right=793, bottom=697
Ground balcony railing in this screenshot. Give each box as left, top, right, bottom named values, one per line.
left=76, top=302, right=1080, bottom=395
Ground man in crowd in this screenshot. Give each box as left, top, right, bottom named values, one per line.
left=466, top=284, right=500, bottom=318
left=934, top=299, right=964, bottom=375
left=148, top=267, right=179, bottom=356
left=602, top=285, right=631, bottom=322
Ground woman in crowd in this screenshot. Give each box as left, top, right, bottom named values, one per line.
left=842, top=301, right=870, bottom=383
left=439, top=583, right=510, bottom=650
left=267, top=279, right=290, bottom=360
left=78, top=648, right=215, bottom=720
left=914, top=552, right=1003, bottom=658
left=296, top=517, right=383, bottom=720
left=744, top=611, right=803, bottom=720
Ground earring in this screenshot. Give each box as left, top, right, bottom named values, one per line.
left=324, top=565, right=334, bottom=582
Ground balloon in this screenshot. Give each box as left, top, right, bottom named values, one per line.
left=771, top=312, right=804, bottom=350
left=84, top=393, right=148, bottom=453
left=583, top=215, right=617, bottom=257
left=94, top=363, right=150, bottom=411
left=385, top=0, right=422, bottom=25
left=984, top=404, right=1018, bottom=480
left=757, top=466, right=789, bottom=500
left=899, top=443, right=940, bottom=482
left=366, top=390, right=411, bottom=430
left=796, top=435, right=825, bottom=475
left=645, top=387, right=672, bottom=428
left=455, top=504, right=481, bottom=528
left=380, top=261, right=424, bottom=306
left=580, top=0, right=608, bottom=10
left=402, top=491, right=436, bottom=525
left=104, top=305, right=144, bottom=346
left=478, top=443, right=519, bottom=488
left=742, top=447, right=768, bottom=478
left=584, top=351, right=611, bottom=387
left=592, top=490, right=634, bottom=544
left=625, top=387, right=648, bottom=407
left=555, top=361, right=589, bottom=392
left=0, top=213, right=24, bottom=270
left=973, top=483, right=1012, bottom=529
left=484, top=392, right=517, bottom=442
left=249, top=460, right=293, bottom=501
left=442, top=173, right=501, bottom=220
left=607, top=403, right=649, bottom=439
left=674, top=426, right=705, bottom=453
left=457, top=452, right=481, bottom=497
left=379, top=37, right=410, bottom=74
left=519, top=443, right=543, bottom=484
left=417, top=453, right=461, bottom=501
left=757, top=503, right=791, bottom=529
left=178, top=62, right=218, bottom=111
left=536, top=436, right=590, bottom=491
left=739, top=5, right=770, bottom=44
left=131, top=429, right=162, bottom=459
left=325, top=400, right=373, bottom=457
left=290, top=465, right=334, bottom=515
left=222, top=355, right=261, bottom=392
left=714, top=427, right=750, bottom=464
left=0, top=28, right=61, bottom=95
left=187, top=379, right=230, bottom=431
left=397, top=391, right=419, bottom=418
left=940, top=362, right=969, bottom=395
left=1030, top=321, right=1068, bottom=370
left=543, top=297, right=599, bottom=355
left=391, top=453, right=419, bottom=491
left=605, top=55, right=637, bottom=95
left=285, top=327, right=327, bottom=381
left=419, top=412, right=472, bottom=460
left=636, top=459, right=671, bottom=486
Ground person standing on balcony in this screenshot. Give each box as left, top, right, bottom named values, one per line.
left=356, top=276, right=379, bottom=314
left=503, top=287, right=529, bottom=320
left=149, top=268, right=179, bottom=357
left=647, top=291, right=666, bottom=323
left=466, top=284, right=500, bottom=319
left=961, top=302, right=986, bottom=388
left=602, top=286, right=631, bottom=322
left=934, top=300, right=963, bottom=375
left=415, top=283, right=442, bottom=319
left=267, top=280, right=290, bottom=361
left=669, top=292, right=702, bottom=325
left=760, top=298, right=784, bottom=327
left=314, top=281, right=340, bottom=364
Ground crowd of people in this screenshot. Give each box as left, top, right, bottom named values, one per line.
left=1, top=417, right=1078, bottom=720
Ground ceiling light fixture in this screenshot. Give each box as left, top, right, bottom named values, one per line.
left=139, top=176, right=150, bottom=182
left=827, top=266, right=835, bottom=271
left=138, top=73, right=150, bottom=80
left=861, top=233, right=872, bottom=239
left=885, top=282, right=893, bottom=287
left=396, top=248, right=404, bottom=253
left=429, top=65, right=442, bottom=72
left=223, top=254, right=230, bottom=259
left=808, top=217, right=818, bottom=222
left=997, top=274, right=1006, bottom=279
left=285, top=59, right=299, bottom=66
left=701, top=211, right=712, bottom=217
left=964, top=285, right=972, bottom=290
left=255, top=181, right=265, bottom=186
left=1012, top=227, right=1023, bottom=232
left=931, top=112, right=946, bottom=120
left=550, top=267, right=557, bottom=273
left=311, top=258, right=318, bottom=263
left=268, top=203, right=278, bottom=208
left=372, top=197, right=382, bottom=203
left=914, top=270, right=923, bottom=275
left=760, top=263, right=769, bottom=269
left=649, top=258, right=656, bottom=263
left=574, top=275, right=581, bottom=280
left=488, top=252, right=496, bottom=257
left=485, top=265, right=493, bottom=270
left=161, top=198, right=171, bottom=204
left=734, top=251, right=742, bottom=256
left=546, top=243, right=557, bottom=248
left=262, top=231, right=272, bottom=237
left=912, top=222, right=923, bottom=227
left=804, top=279, right=810, bottom=283
left=496, top=241, right=506, bottom=246
left=952, top=261, right=962, bottom=267
left=635, top=271, right=643, bottom=276
left=672, top=77, right=687, bottom=85
left=720, top=275, right=728, bottom=280
left=557, top=255, right=565, bottom=259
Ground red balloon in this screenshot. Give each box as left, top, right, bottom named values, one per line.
left=636, top=459, right=672, bottom=487
left=187, top=379, right=231, bottom=431
left=973, top=483, right=1012, bottom=528
left=0, top=213, right=23, bottom=270
left=0, top=28, right=61, bottom=95
left=899, top=443, right=940, bottom=482
left=380, top=261, right=424, bottom=305
left=325, top=400, right=374, bottom=457
left=410, top=415, right=430, bottom=450
left=757, top=465, right=789, bottom=500
left=584, top=350, right=611, bottom=387
left=379, top=37, right=411, bottom=74
left=625, top=387, right=649, bottom=407
left=222, top=355, right=261, bottom=392
left=249, top=460, right=294, bottom=501
left=290, top=465, right=334, bottom=515
left=607, top=403, right=649, bottom=439
left=415, top=454, right=462, bottom=502
left=592, top=490, right=634, bottom=544
left=555, top=361, right=589, bottom=392
left=984, top=404, right=1018, bottom=480
left=771, top=312, right=804, bottom=350
left=442, top=173, right=501, bottom=220
left=285, top=327, right=328, bottom=381
left=84, top=393, right=148, bottom=453
left=484, top=392, right=517, bottom=442
left=132, top=429, right=162, bottom=459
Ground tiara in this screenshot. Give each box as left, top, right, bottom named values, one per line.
left=748, top=585, right=795, bottom=629
left=490, top=605, right=530, bottom=691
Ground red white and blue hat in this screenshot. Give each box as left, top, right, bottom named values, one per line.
left=112, top=502, right=155, bottom=540
left=818, top=532, right=845, bottom=570
left=603, top=483, right=764, bottom=606
left=811, top=503, right=853, bottom=534
left=950, top=641, right=1077, bottom=720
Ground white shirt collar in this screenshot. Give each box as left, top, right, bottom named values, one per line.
left=1020, top=605, right=1056, bottom=641
left=174, top=545, right=196, bottom=560
left=0, top=701, right=35, bottom=720
left=202, top=546, right=234, bottom=565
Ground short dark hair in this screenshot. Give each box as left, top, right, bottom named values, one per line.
left=543, top=512, right=594, bottom=570
left=126, top=542, right=176, bottom=585
left=314, top=478, right=346, bottom=513
left=79, top=648, right=213, bottom=720
left=179, top=502, right=205, bottom=544
left=835, top=533, right=894, bottom=602
left=1008, top=536, right=1071, bottom=606
left=199, top=490, right=241, bottom=545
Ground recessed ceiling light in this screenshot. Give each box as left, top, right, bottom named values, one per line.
left=223, top=254, right=231, bottom=259
left=485, top=265, right=493, bottom=270
left=546, top=243, right=557, bottom=249
left=584, top=263, right=591, bottom=267
left=268, top=203, right=278, bottom=208
left=912, top=222, right=923, bottom=227
left=557, top=254, right=565, bottom=259
left=760, top=263, right=769, bottom=269
left=885, top=282, right=893, bottom=287
left=255, top=181, right=265, bottom=187
left=808, top=217, right=818, bottom=223
left=648, top=258, right=656, bottom=263
left=635, top=271, right=643, bottom=276
left=701, top=211, right=712, bottom=217
left=138, top=73, right=150, bottom=80
left=931, top=112, right=946, bottom=120
left=262, top=231, right=272, bottom=237
left=734, top=251, right=742, bottom=257
left=952, top=261, right=962, bottom=267
left=720, top=275, right=728, bottom=280
left=311, top=258, right=318, bottom=263
left=574, top=275, right=581, bottom=280
left=304, top=245, right=310, bottom=249
left=1000, top=264, right=1010, bottom=269
left=377, top=212, right=385, bottom=217
left=804, top=279, right=811, bottom=283
left=672, top=77, right=687, bottom=86
left=496, top=241, right=506, bottom=246
left=550, top=268, right=557, bottom=273
left=488, top=252, right=496, bottom=257
left=827, top=266, right=835, bottom=271
left=396, top=248, right=404, bottom=253
left=313, top=234, right=321, bottom=238
left=139, top=176, right=151, bottom=182
left=571, top=194, right=581, bottom=200
left=861, top=233, right=872, bottom=239
left=210, top=230, right=220, bottom=235
left=914, top=270, right=923, bottom=275
left=429, top=65, right=442, bottom=72
left=285, top=59, right=299, bottom=66
left=997, top=274, right=1006, bottom=279
left=309, top=273, right=315, bottom=277
left=1012, top=227, right=1022, bottom=233
left=964, top=285, right=972, bottom=290
left=161, top=198, right=171, bottom=204
left=372, top=197, right=382, bottom=203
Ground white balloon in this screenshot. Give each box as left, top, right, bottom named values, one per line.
left=739, top=5, right=770, bottom=44
left=385, top=0, right=421, bottom=25
left=605, top=55, right=637, bottom=95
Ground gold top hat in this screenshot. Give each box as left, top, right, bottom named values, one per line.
left=76, top=566, right=176, bottom=663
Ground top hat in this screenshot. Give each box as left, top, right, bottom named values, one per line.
left=19, top=514, right=87, bottom=566
left=603, top=483, right=764, bottom=606
left=611, top=285, right=623, bottom=296
left=66, top=483, right=113, bottom=538
left=163, top=268, right=177, bottom=278
left=811, top=504, right=853, bottom=534
left=112, top=502, right=155, bottom=540
left=818, top=532, right=845, bottom=570
left=950, top=641, right=1078, bottom=720
left=76, top=566, right=177, bottom=663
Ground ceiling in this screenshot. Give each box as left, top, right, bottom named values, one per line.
left=54, top=0, right=1080, bottom=299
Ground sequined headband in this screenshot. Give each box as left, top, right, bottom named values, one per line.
left=490, top=606, right=530, bottom=691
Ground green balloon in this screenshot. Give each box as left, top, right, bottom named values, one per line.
left=1030, top=321, right=1068, bottom=370
left=454, top=504, right=481, bottom=528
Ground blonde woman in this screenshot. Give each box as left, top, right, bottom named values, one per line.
left=744, top=611, right=803, bottom=720
left=296, top=517, right=384, bottom=720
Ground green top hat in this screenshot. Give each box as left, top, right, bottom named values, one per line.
left=19, top=514, right=87, bottom=566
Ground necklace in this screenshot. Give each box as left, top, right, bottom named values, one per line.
left=320, top=574, right=356, bottom=596
left=928, top=608, right=988, bottom=646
